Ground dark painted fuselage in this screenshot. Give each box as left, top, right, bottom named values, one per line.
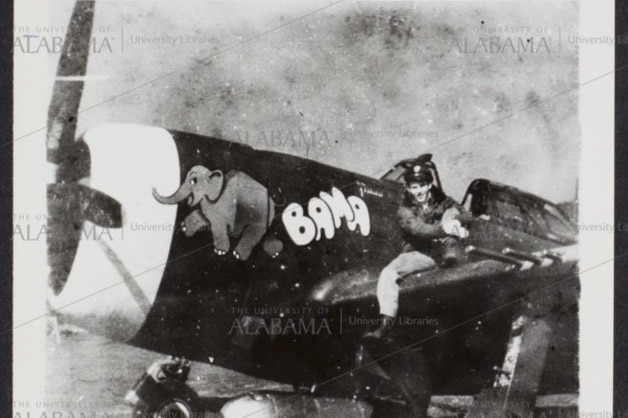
left=127, top=130, right=578, bottom=401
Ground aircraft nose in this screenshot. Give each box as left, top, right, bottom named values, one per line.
left=47, top=124, right=181, bottom=341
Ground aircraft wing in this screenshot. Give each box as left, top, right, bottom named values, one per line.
left=308, top=244, right=577, bottom=308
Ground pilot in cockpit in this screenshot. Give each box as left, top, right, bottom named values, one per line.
left=366, top=163, right=472, bottom=339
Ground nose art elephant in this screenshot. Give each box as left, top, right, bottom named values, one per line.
left=153, top=165, right=282, bottom=261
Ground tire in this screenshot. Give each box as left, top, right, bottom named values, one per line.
left=132, top=380, right=200, bottom=418
left=151, top=399, right=195, bottom=418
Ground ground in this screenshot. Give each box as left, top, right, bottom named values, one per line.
left=43, top=328, right=291, bottom=416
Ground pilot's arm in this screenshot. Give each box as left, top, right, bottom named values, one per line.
left=397, top=206, right=449, bottom=239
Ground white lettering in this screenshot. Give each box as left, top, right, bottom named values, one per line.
left=282, top=203, right=317, bottom=246
left=282, top=188, right=371, bottom=246
left=346, top=195, right=371, bottom=236
left=307, top=197, right=335, bottom=240
left=320, top=187, right=355, bottom=227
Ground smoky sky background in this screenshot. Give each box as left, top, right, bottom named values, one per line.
left=52, top=1, right=579, bottom=203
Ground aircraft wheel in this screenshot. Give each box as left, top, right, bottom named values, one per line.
left=132, top=381, right=200, bottom=418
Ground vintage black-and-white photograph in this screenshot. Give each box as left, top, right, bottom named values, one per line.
left=12, top=1, right=615, bottom=417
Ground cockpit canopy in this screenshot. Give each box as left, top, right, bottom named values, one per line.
left=379, top=154, right=577, bottom=245
left=462, top=179, right=578, bottom=245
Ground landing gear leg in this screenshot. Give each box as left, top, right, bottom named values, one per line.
left=125, top=357, right=200, bottom=418
left=359, top=337, right=433, bottom=418
left=467, top=315, right=552, bottom=418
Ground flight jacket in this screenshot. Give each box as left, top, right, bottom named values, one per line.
left=397, top=187, right=472, bottom=255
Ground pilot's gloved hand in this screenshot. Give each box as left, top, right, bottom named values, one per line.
left=442, top=219, right=461, bottom=234
left=442, top=219, right=459, bottom=234
left=442, top=219, right=469, bottom=239
left=456, top=226, right=469, bottom=239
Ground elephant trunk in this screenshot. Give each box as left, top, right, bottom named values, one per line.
left=152, top=183, right=191, bottom=205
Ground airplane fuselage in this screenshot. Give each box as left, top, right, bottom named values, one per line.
left=48, top=124, right=578, bottom=403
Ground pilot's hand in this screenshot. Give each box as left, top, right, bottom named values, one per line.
left=443, top=219, right=469, bottom=239
left=456, top=226, right=469, bottom=239
left=442, top=219, right=461, bottom=235
left=478, top=214, right=491, bottom=221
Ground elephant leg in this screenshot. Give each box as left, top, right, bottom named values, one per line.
left=260, top=200, right=282, bottom=257
left=181, top=209, right=210, bottom=237
left=201, top=191, right=236, bottom=256
left=210, top=221, right=231, bottom=256
left=233, top=225, right=266, bottom=261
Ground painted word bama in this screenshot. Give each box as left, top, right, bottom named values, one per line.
left=282, top=187, right=370, bottom=246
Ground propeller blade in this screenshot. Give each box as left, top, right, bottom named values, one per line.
left=47, top=0, right=95, bottom=176
left=47, top=183, right=122, bottom=295
left=48, top=183, right=123, bottom=228
left=47, top=1, right=96, bottom=295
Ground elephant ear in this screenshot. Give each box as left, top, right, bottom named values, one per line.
left=206, top=170, right=224, bottom=201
